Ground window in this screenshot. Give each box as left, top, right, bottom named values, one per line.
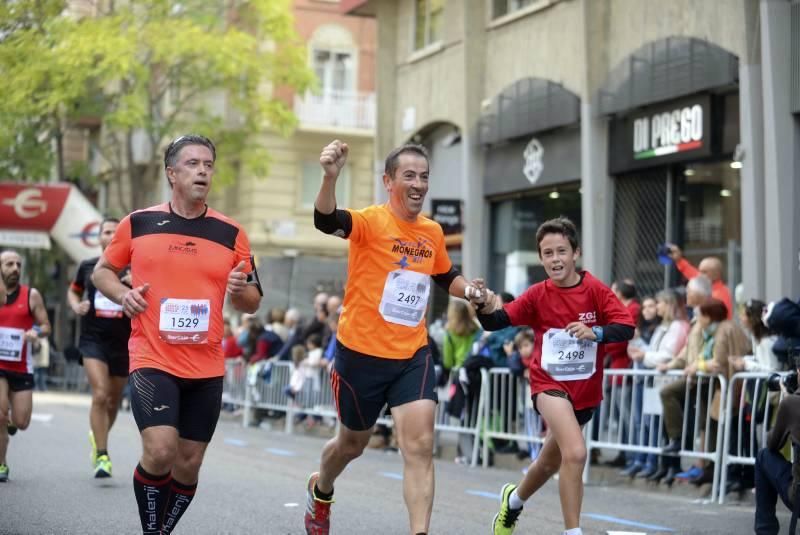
left=413, top=0, right=444, bottom=51
left=299, top=161, right=350, bottom=210
left=492, top=0, right=537, bottom=19
left=312, top=49, right=355, bottom=94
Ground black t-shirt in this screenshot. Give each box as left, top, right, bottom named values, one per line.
left=70, top=257, right=131, bottom=344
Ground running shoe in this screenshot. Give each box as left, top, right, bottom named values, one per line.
left=304, top=472, right=332, bottom=535
left=94, top=454, right=112, bottom=478
left=0, top=464, right=8, bottom=482
left=89, top=430, right=97, bottom=465
left=7, top=423, right=17, bottom=436
left=492, top=483, right=523, bottom=534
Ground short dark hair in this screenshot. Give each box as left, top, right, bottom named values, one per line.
left=535, top=216, right=579, bottom=254
left=384, top=144, right=429, bottom=178
left=307, top=333, right=322, bottom=348
left=164, top=134, right=216, bottom=169
left=514, top=328, right=535, bottom=346
left=100, top=217, right=120, bottom=231
left=615, top=280, right=637, bottom=300
left=699, top=299, right=728, bottom=323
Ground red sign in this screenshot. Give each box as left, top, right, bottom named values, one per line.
left=0, top=184, right=71, bottom=231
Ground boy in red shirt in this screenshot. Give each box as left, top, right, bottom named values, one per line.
left=471, top=217, right=634, bottom=535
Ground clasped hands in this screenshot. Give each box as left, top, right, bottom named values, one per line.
left=464, top=278, right=499, bottom=314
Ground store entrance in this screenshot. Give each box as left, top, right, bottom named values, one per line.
left=612, top=159, right=741, bottom=298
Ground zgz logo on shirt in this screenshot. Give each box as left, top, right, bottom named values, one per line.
left=578, top=312, right=597, bottom=324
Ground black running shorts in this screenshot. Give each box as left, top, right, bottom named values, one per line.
left=532, top=389, right=596, bottom=427
left=331, top=341, right=437, bottom=431
left=80, top=337, right=130, bottom=377
left=129, top=368, right=223, bottom=442
left=0, top=370, right=34, bottom=392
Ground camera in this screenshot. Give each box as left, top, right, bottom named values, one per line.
left=766, top=371, right=799, bottom=393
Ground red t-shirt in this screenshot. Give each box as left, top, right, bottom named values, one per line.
left=504, top=271, right=635, bottom=410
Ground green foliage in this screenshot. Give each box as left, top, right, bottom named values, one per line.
left=0, top=0, right=313, bottom=206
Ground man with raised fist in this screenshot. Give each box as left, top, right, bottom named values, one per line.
left=304, top=139, right=487, bottom=535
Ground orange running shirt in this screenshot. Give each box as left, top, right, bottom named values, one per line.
left=103, top=203, right=253, bottom=379
left=336, top=204, right=452, bottom=359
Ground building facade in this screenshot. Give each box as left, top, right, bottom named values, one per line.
left=208, top=0, right=377, bottom=314
left=345, top=0, right=800, bottom=302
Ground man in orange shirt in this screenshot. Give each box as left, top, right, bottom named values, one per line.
left=93, top=135, right=262, bottom=535
left=667, top=245, right=733, bottom=318
left=305, top=139, right=486, bottom=535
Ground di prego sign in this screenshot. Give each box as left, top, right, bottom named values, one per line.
left=609, top=95, right=713, bottom=173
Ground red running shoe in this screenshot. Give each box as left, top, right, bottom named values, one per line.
left=304, top=472, right=333, bottom=535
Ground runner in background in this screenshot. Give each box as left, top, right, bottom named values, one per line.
left=68, top=217, right=132, bottom=477
left=0, top=250, right=52, bottom=482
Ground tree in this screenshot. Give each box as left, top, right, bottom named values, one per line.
left=0, top=0, right=314, bottom=212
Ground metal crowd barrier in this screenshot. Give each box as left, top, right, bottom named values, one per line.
left=586, top=368, right=727, bottom=501
left=481, top=368, right=542, bottom=469
left=719, top=371, right=788, bottom=504
left=222, top=360, right=487, bottom=465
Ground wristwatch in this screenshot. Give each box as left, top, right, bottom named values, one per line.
left=591, top=326, right=604, bottom=343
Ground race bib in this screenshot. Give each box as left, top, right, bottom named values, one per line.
left=158, top=298, right=211, bottom=344
left=94, top=291, right=124, bottom=319
left=379, top=269, right=430, bottom=327
left=541, top=328, right=597, bottom=381
left=0, top=327, right=26, bottom=362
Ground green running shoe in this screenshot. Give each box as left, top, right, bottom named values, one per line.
left=492, top=483, right=523, bottom=535
left=0, top=464, right=9, bottom=482
left=89, top=430, right=96, bottom=465
left=94, top=454, right=112, bottom=478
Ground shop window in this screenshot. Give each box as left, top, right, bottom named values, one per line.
left=299, top=161, right=350, bottom=211
left=489, top=187, right=581, bottom=295
left=676, top=160, right=741, bottom=282
left=492, top=0, right=538, bottom=19
left=413, top=0, right=444, bottom=51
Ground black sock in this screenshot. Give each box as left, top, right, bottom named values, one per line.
left=96, top=449, right=108, bottom=457
left=314, top=483, right=334, bottom=501
left=133, top=463, right=172, bottom=535
left=161, top=478, right=198, bottom=534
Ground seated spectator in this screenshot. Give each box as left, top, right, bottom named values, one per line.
left=223, top=318, right=243, bottom=360
left=275, top=308, right=304, bottom=361
left=659, top=299, right=749, bottom=486
left=730, top=299, right=779, bottom=373
left=267, top=308, right=288, bottom=342
left=624, top=290, right=688, bottom=479
left=476, top=292, right=519, bottom=368
left=443, top=298, right=481, bottom=373
left=284, top=345, right=308, bottom=401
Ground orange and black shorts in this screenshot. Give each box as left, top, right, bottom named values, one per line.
left=331, top=341, right=437, bottom=431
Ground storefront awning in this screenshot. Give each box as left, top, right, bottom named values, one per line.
left=598, top=37, right=739, bottom=116
left=479, top=78, right=580, bottom=145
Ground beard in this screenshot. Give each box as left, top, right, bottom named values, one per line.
left=3, top=273, right=18, bottom=287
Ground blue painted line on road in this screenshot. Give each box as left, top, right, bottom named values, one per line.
left=379, top=471, right=403, bottom=480
left=465, top=490, right=500, bottom=500
left=582, top=513, right=675, bottom=532
left=224, top=438, right=248, bottom=447
left=265, top=447, right=296, bottom=457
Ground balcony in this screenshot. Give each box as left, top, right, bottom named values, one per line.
left=294, top=90, right=376, bottom=133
